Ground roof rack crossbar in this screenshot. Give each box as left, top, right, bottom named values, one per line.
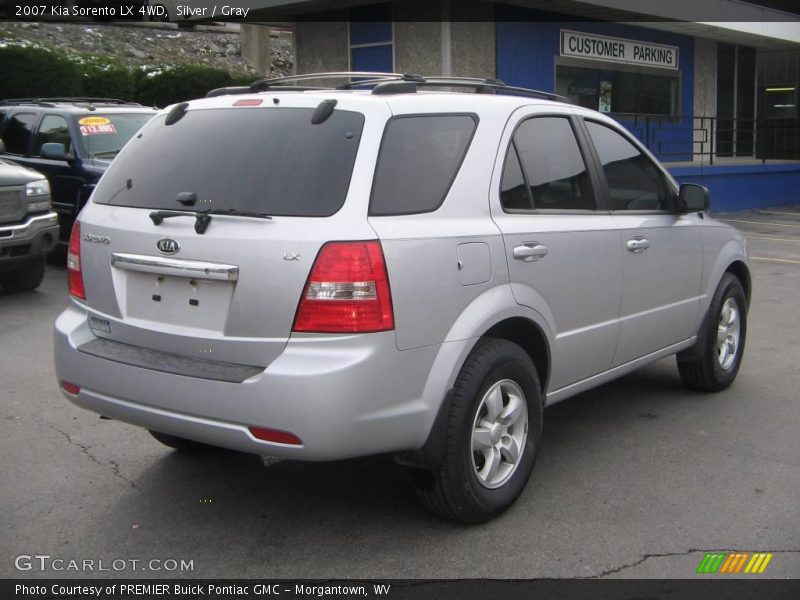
left=0, top=97, right=142, bottom=106
left=207, top=73, right=569, bottom=103
left=371, top=76, right=568, bottom=101
left=248, top=72, right=423, bottom=92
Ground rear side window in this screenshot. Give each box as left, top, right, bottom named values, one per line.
left=1, top=113, right=36, bottom=155
left=93, top=107, right=364, bottom=217
left=507, top=116, right=594, bottom=211
left=369, top=115, right=477, bottom=216
left=500, top=144, right=530, bottom=210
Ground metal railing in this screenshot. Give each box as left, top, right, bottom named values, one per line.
left=613, top=113, right=800, bottom=164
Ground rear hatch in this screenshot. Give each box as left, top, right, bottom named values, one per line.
left=75, top=96, right=387, bottom=369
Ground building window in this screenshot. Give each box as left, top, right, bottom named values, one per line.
left=349, top=3, right=393, bottom=73
left=556, top=65, right=679, bottom=116
left=716, top=44, right=756, bottom=156
left=763, top=87, right=797, bottom=120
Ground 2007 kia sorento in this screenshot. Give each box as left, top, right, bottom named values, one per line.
left=54, top=73, right=750, bottom=523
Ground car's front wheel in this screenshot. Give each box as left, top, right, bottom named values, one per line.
left=412, top=339, right=543, bottom=523
left=678, top=273, right=747, bottom=392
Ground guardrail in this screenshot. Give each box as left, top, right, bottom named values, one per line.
left=612, top=113, right=800, bottom=164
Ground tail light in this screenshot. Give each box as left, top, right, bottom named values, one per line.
left=292, top=241, right=394, bottom=333
left=67, top=221, right=85, bottom=300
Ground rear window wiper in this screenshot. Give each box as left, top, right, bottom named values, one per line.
left=149, top=209, right=272, bottom=234
left=204, top=208, right=273, bottom=220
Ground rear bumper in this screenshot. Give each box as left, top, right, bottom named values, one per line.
left=0, top=212, right=59, bottom=268
left=54, top=303, right=454, bottom=461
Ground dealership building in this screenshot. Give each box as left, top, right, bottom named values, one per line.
left=247, top=0, right=800, bottom=210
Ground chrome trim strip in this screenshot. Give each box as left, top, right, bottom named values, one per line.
left=111, top=252, right=239, bottom=281
left=0, top=212, right=58, bottom=236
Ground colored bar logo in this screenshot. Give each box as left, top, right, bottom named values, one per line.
left=697, top=552, right=773, bottom=574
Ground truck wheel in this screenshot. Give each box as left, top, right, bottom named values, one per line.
left=0, top=259, right=46, bottom=293
left=148, top=430, right=216, bottom=453
left=412, top=339, right=543, bottom=523
left=678, top=273, right=747, bottom=392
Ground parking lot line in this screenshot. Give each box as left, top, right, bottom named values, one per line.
left=749, top=256, right=800, bottom=264
left=720, top=219, right=800, bottom=228
left=746, top=236, right=800, bottom=244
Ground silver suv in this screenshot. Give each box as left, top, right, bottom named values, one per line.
left=54, top=73, right=750, bottom=522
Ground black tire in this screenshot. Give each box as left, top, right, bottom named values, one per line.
left=148, top=430, right=215, bottom=453
left=0, top=259, right=46, bottom=293
left=677, top=273, right=747, bottom=392
left=412, top=338, right=543, bottom=523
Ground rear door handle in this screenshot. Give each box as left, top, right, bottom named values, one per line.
left=513, top=242, right=548, bottom=262
left=626, top=237, right=650, bottom=253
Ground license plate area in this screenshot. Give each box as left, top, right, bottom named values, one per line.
left=123, top=271, right=235, bottom=331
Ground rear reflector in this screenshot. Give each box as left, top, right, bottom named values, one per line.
left=67, top=221, right=85, bottom=300
left=249, top=426, right=302, bottom=446
left=292, top=241, right=394, bottom=333
left=60, top=381, right=80, bottom=395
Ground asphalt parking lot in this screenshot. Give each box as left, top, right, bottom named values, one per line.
left=1, top=207, right=799, bottom=580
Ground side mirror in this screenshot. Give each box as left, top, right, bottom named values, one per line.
left=41, top=142, right=72, bottom=161
left=678, top=183, right=709, bottom=213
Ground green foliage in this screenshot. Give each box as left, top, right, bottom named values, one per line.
left=76, top=54, right=135, bottom=100
left=0, top=43, right=251, bottom=107
left=231, top=73, right=258, bottom=87
left=0, top=45, right=82, bottom=99
left=135, top=64, right=248, bottom=107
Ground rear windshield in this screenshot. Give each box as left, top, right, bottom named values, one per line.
left=75, top=113, right=154, bottom=159
left=93, top=107, right=365, bottom=217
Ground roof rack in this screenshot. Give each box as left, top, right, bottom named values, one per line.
left=0, top=97, right=144, bottom=107
left=207, top=72, right=568, bottom=102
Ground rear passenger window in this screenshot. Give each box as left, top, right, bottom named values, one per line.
left=585, top=121, right=670, bottom=211
left=1, top=113, right=36, bottom=155
left=500, top=144, right=531, bottom=210
left=506, top=117, right=594, bottom=211
left=370, top=115, right=477, bottom=216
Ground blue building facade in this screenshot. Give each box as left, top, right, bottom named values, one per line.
left=295, top=2, right=800, bottom=211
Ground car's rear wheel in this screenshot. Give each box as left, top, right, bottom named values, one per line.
left=412, top=338, right=542, bottom=523
left=678, top=273, right=747, bottom=392
left=148, top=430, right=216, bottom=453
left=0, top=259, right=46, bottom=293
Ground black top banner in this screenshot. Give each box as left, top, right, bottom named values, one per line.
left=2, top=0, right=800, bottom=22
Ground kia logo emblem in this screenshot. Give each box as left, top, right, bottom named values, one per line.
left=156, top=238, right=180, bottom=255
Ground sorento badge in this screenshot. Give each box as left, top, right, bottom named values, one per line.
left=156, top=238, right=180, bottom=255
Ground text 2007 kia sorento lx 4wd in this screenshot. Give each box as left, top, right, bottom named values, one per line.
left=54, top=73, right=750, bottom=522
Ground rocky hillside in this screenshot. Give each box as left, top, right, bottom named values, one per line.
left=0, top=21, right=293, bottom=77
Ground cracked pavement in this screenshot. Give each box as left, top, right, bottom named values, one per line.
left=1, top=214, right=799, bottom=579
